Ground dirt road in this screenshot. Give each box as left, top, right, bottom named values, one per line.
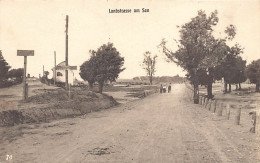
left=0, top=84, right=259, bottom=163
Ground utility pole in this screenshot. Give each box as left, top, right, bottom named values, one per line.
left=62, top=15, right=77, bottom=90
left=65, top=15, right=69, bottom=90
left=43, top=65, right=44, bottom=77
left=54, top=51, right=56, bottom=85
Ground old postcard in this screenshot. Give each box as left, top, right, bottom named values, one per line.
left=0, top=0, right=259, bottom=162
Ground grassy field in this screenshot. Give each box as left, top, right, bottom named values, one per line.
left=102, top=85, right=158, bottom=103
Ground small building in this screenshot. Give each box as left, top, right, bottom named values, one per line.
left=52, top=61, right=75, bottom=85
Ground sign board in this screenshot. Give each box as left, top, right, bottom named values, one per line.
left=17, top=50, right=34, bottom=56
left=56, top=66, right=77, bottom=70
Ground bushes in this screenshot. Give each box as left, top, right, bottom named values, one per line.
left=0, top=79, right=22, bottom=88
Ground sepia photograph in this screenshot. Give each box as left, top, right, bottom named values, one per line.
left=0, top=0, right=260, bottom=162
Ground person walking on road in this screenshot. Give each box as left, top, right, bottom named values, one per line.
left=160, top=84, right=163, bottom=93
left=168, top=83, right=171, bottom=93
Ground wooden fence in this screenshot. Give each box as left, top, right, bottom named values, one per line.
left=199, top=96, right=259, bottom=134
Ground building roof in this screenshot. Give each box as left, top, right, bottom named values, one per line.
left=52, top=61, right=76, bottom=71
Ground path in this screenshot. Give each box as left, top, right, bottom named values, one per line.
left=0, top=84, right=259, bottom=163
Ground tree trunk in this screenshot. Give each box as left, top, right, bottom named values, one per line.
left=193, top=84, right=199, bottom=104
left=224, top=81, right=228, bottom=93
left=228, top=83, right=231, bottom=92
left=239, top=83, right=241, bottom=90
left=149, top=75, right=153, bottom=85
left=256, top=82, right=260, bottom=92
left=207, top=82, right=213, bottom=99
left=236, top=84, right=238, bottom=90
left=98, top=81, right=104, bottom=93
left=88, top=82, right=94, bottom=90
left=207, top=67, right=214, bottom=99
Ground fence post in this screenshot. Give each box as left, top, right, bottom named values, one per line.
left=204, top=98, right=208, bottom=108
left=213, top=100, right=217, bottom=113
left=226, top=104, right=230, bottom=120
left=208, top=99, right=212, bottom=111
left=68, top=84, right=71, bottom=99
left=25, top=83, right=29, bottom=99
left=217, top=103, right=224, bottom=116
left=249, top=111, right=256, bottom=133
left=235, top=107, right=241, bottom=125
left=199, top=96, right=202, bottom=105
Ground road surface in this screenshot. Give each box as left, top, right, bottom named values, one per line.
left=0, top=84, right=259, bottom=163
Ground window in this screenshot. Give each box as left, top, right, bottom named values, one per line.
left=57, top=72, right=63, bottom=76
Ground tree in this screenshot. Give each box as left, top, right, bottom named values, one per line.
left=233, top=57, right=247, bottom=90
left=8, top=68, right=24, bottom=83
left=246, top=59, right=260, bottom=92
left=80, top=57, right=96, bottom=89
left=133, top=77, right=140, bottom=80
left=81, top=43, right=125, bottom=93
left=160, top=10, right=220, bottom=103
left=214, top=43, right=245, bottom=93
left=0, top=50, right=11, bottom=82
left=141, top=51, right=157, bottom=85
left=217, top=25, right=245, bottom=92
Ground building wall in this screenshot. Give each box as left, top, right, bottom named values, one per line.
left=53, top=70, right=74, bottom=85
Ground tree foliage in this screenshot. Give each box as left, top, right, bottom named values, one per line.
left=79, top=57, right=96, bottom=89
left=246, top=59, right=260, bottom=92
left=214, top=36, right=246, bottom=92
left=160, top=10, right=247, bottom=101
left=80, top=43, right=125, bottom=93
left=160, top=10, right=220, bottom=103
left=141, top=51, right=157, bottom=85
left=8, top=68, right=24, bottom=82
left=0, top=50, right=11, bottom=82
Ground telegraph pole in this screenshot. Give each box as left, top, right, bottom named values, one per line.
left=54, top=51, right=56, bottom=85
left=65, top=15, right=69, bottom=90
left=43, top=65, right=44, bottom=77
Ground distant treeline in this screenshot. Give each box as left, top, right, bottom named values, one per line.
left=132, top=75, right=187, bottom=84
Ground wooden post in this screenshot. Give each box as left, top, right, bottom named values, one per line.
left=217, top=103, right=224, bottom=116
left=208, top=99, right=212, bottom=111
left=213, top=100, right=217, bottom=113
left=235, top=107, right=242, bottom=125
left=68, top=84, right=71, bottom=99
left=23, top=56, right=27, bottom=100
left=17, top=50, right=34, bottom=100
left=202, top=96, right=205, bottom=105
left=210, top=100, right=214, bottom=112
left=65, top=15, right=69, bottom=90
left=54, top=51, right=56, bottom=85
left=204, top=98, right=208, bottom=108
left=249, top=111, right=256, bottom=133
left=256, top=112, right=259, bottom=134
left=226, top=104, right=230, bottom=120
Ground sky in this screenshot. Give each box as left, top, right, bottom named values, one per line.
left=0, top=0, right=260, bottom=80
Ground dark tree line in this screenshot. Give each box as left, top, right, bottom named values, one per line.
left=246, top=59, right=260, bottom=92
left=0, top=50, right=24, bottom=88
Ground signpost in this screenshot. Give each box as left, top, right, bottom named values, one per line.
left=17, top=50, right=34, bottom=100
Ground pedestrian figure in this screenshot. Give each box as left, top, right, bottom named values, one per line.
left=163, top=85, right=166, bottom=93
left=160, top=84, right=163, bottom=93
left=168, top=83, right=171, bottom=93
